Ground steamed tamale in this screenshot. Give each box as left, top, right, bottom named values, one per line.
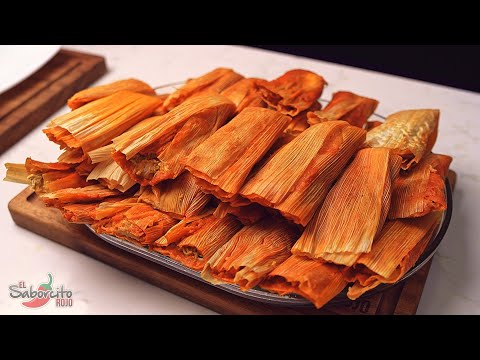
left=240, top=121, right=366, bottom=226
left=307, top=91, right=378, bottom=128
left=111, top=95, right=236, bottom=185
left=61, top=196, right=131, bottom=224
left=389, top=153, right=452, bottom=219
left=213, top=202, right=267, bottom=225
left=260, top=255, right=347, bottom=309
left=137, top=172, right=211, bottom=219
left=308, top=91, right=378, bottom=127
left=220, top=78, right=266, bottom=113
left=346, top=212, right=442, bottom=300
left=162, top=68, right=243, bottom=112
left=185, top=107, right=291, bottom=202
left=6, top=158, right=89, bottom=193
left=201, top=218, right=299, bottom=291
left=67, top=79, right=156, bottom=110
left=93, top=202, right=178, bottom=247
left=365, top=109, right=439, bottom=170
left=62, top=203, right=100, bottom=224
left=292, top=148, right=402, bottom=265
left=44, top=90, right=162, bottom=153
left=87, top=159, right=137, bottom=192
left=41, top=184, right=120, bottom=208
left=257, top=69, right=326, bottom=116
left=153, top=213, right=242, bottom=270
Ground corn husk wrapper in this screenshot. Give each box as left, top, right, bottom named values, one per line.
left=152, top=208, right=214, bottom=246
left=213, top=201, right=267, bottom=225
left=389, top=153, right=452, bottom=219
left=292, top=148, right=402, bottom=265
left=67, top=78, right=156, bottom=110
left=365, top=109, right=439, bottom=170
left=40, top=184, right=120, bottom=208
left=258, top=69, right=326, bottom=116
left=162, top=68, right=243, bottom=112
left=87, top=159, right=136, bottom=192
left=185, top=107, right=290, bottom=201
left=346, top=212, right=442, bottom=300
left=307, top=91, right=378, bottom=128
left=260, top=255, right=347, bottom=309
left=153, top=213, right=242, bottom=270
left=111, top=94, right=236, bottom=186
left=5, top=158, right=88, bottom=193
left=220, top=78, right=266, bottom=113
left=92, top=202, right=178, bottom=247
left=44, top=90, right=161, bottom=153
left=201, top=218, right=299, bottom=291
left=137, top=172, right=211, bottom=219
left=240, top=121, right=366, bottom=226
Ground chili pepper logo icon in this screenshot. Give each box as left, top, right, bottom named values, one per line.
left=21, top=273, right=53, bottom=309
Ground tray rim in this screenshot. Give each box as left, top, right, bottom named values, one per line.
left=86, top=178, right=453, bottom=307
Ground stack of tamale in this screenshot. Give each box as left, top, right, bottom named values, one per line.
left=4, top=67, right=453, bottom=309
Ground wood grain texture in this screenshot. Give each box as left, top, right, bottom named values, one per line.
left=8, top=168, right=456, bottom=315
left=0, top=49, right=106, bottom=155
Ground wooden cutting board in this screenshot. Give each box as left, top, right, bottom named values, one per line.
left=0, top=49, right=106, bottom=155
left=8, top=171, right=455, bottom=315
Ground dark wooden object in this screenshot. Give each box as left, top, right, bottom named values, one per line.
left=0, top=49, right=107, bottom=154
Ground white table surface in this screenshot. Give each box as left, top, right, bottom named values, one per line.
left=0, top=45, right=479, bottom=315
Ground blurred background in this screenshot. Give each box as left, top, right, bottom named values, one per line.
left=252, top=45, right=480, bottom=93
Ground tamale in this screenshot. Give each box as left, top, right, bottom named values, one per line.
left=184, top=107, right=291, bottom=201
left=213, top=202, right=266, bottom=225
left=87, top=159, right=137, bottom=192
left=152, top=209, right=214, bottom=248
left=292, top=148, right=402, bottom=265
left=62, top=197, right=133, bottom=224
left=257, top=69, right=326, bottom=116
left=365, top=109, right=439, bottom=170
left=260, top=255, right=347, bottom=309
left=62, top=203, right=100, bottom=224
left=389, top=153, right=452, bottom=219
left=346, top=212, right=442, bottom=300
left=307, top=91, right=378, bottom=128
left=93, top=203, right=178, bottom=247
left=44, top=90, right=162, bottom=152
left=162, top=68, right=244, bottom=112
left=138, top=172, right=211, bottom=219
left=41, top=184, right=120, bottom=208
left=93, top=197, right=139, bottom=220
left=67, top=79, right=156, bottom=110
left=240, top=121, right=366, bottom=226
left=111, top=94, right=236, bottom=186
left=20, top=158, right=88, bottom=193
left=153, top=214, right=242, bottom=270
left=201, top=218, right=299, bottom=291
left=220, top=78, right=266, bottom=113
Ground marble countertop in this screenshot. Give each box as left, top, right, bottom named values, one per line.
left=0, top=45, right=478, bottom=314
